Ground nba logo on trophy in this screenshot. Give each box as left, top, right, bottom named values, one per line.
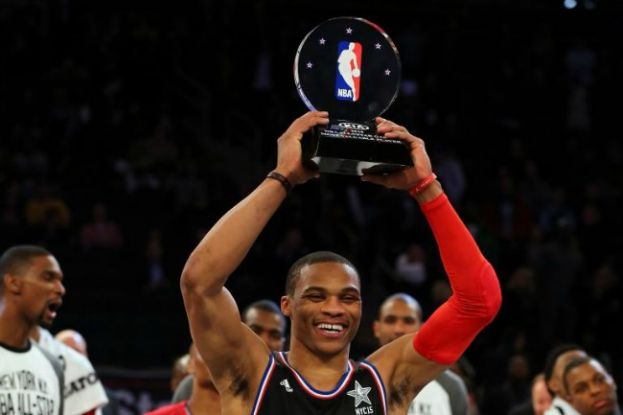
left=335, top=41, right=362, bottom=102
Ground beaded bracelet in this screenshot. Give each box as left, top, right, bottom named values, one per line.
left=408, top=173, right=437, bottom=198
left=266, top=171, right=292, bottom=194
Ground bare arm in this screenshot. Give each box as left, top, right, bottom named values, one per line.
left=180, top=111, right=329, bottom=392
left=180, top=180, right=288, bottom=384
left=363, top=118, right=502, bottom=406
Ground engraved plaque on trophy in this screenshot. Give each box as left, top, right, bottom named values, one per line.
left=294, top=17, right=412, bottom=176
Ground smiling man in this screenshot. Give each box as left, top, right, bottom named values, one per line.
left=181, top=111, right=502, bottom=414
left=0, top=245, right=66, bottom=415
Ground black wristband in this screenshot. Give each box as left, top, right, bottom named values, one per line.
left=266, top=171, right=292, bottom=193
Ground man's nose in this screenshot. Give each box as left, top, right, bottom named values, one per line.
left=320, top=296, right=345, bottom=316
left=259, top=332, right=270, bottom=345
left=56, top=280, right=66, bottom=296
left=589, top=382, right=606, bottom=395
left=393, top=321, right=408, bottom=337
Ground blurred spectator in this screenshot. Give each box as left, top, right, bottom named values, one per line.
left=0, top=181, right=22, bottom=229
left=578, top=264, right=621, bottom=364
left=169, top=352, right=190, bottom=395
left=145, top=229, right=167, bottom=290
left=565, top=38, right=595, bottom=132
left=393, top=243, right=429, bottom=299
left=543, top=344, right=587, bottom=415
left=508, top=373, right=553, bottom=415
left=450, top=358, right=480, bottom=415
left=56, top=329, right=89, bottom=355
left=562, top=356, right=618, bottom=415
left=128, top=116, right=179, bottom=171
left=373, top=293, right=470, bottom=415
left=80, top=203, right=124, bottom=251
left=483, top=354, right=532, bottom=414
left=56, top=329, right=122, bottom=415
left=395, top=243, right=427, bottom=286
left=24, top=184, right=71, bottom=228
left=433, top=146, right=466, bottom=206
left=148, top=344, right=220, bottom=415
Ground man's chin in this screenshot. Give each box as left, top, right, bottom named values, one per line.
left=315, top=340, right=350, bottom=357
left=38, top=317, right=55, bottom=330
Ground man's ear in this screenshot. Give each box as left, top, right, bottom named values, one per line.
left=187, top=355, right=196, bottom=376
left=281, top=296, right=292, bottom=317
left=372, top=320, right=381, bottom=340
left=4, top=274, right=23, bottom=295
left=547, top=378, right=561, bottom=399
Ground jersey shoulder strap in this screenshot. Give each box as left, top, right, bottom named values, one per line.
left=34, top=341, right=65, bottom=415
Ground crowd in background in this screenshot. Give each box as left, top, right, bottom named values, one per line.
left=1, top=0, right=622, bottom=413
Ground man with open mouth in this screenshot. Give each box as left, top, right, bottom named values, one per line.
left=181, top=111, right=503, bottom=414
left=0, top=245, right=66, bottom=415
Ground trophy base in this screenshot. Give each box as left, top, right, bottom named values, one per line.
left=302, top=119, right=413, bottom=176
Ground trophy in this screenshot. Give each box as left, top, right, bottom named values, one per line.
left=294, top=17, right=412, bottom=176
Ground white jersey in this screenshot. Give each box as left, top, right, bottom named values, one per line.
left=408, top=380, right=452, bottom=415
left=34, top=329, right=108, bottom=415
left=544, top=396, right=581, bottom=415
left=0, top=341, right=62, bottom=415
left=408, top=370, right=469, bottom=415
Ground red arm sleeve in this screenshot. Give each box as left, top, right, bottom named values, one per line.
left=413, top=193, right=502, bottom=364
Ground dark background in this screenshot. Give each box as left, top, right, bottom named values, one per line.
left=1, top=0, right=622, bottom=413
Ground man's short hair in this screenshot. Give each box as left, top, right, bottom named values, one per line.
left=0, top=245, right=51, bottom=296
left=562, top=355, right=594, bottom=394
left=285, top=251, right=358, bottom=296
left=242, top=299, right=285, bottom=325
left=543, top=343, right=583, bottom=384
left=377, top=293, right=423, bottom=320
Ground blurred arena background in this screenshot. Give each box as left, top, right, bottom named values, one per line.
left=1, top=0, right=622, bottom=413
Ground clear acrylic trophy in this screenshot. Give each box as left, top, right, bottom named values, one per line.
left=294, top=17, right=412, bottom=175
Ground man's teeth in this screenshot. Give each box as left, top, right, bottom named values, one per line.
left=318, top=323, right=344, bottom=332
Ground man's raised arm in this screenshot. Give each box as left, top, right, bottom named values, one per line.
left=180, top=112, right=328, bottom=388
left=363, top=117, right=502, bottom=410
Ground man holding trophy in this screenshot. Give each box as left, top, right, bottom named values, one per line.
left=180, top=18, right=501, bottom=415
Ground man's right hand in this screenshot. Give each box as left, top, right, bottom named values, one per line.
left=275, top=111, right=329, bottom=186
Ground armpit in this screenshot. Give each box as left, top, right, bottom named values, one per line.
left=388, top=374, right=420, bottom=409
left=227, top=364, right=251, bottom=400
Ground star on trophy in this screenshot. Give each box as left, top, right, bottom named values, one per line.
left=294, top=17, right=412, bottom=175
